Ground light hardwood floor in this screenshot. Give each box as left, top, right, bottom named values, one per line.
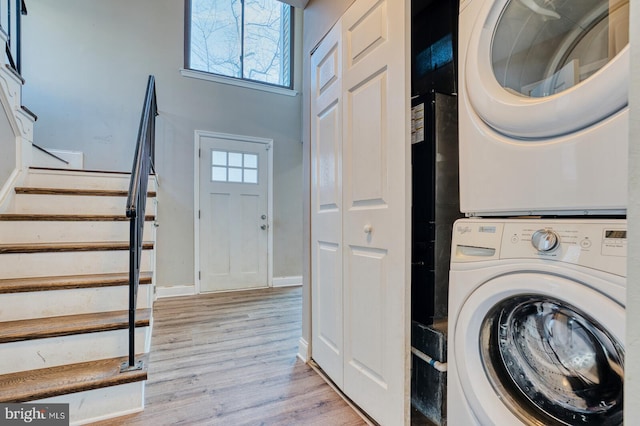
left=91, top=286, right=367, bottom=425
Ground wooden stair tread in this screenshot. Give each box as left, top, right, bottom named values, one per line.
left=0, top=309, right=151, bottom=343
left=0, top=241, right=154, bottom=254
left=0, top=272, right=153, bottom=294
left=0, top=213, right=155, bottom=222
left=15, top=187, right=156, bottom=197
left=29, top=166, right=156, bottom=176
left=0, top=354, right=148, bottom=403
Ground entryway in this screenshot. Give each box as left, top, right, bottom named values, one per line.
left=196, top=131, right=273, bottom=293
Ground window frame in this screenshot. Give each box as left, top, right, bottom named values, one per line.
left=184, top=0, right=295, bottom=90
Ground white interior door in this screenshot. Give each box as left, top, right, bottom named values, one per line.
left=311, top=21, right=344, bottom=388
left=199, top=134, right=270, bottom=293
left=341, top=0, right=410, bottom=424
left=309, top=0, right=411, bottom=424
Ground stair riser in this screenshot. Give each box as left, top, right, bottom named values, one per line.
left=0, top=327, right=150, bottom=375
left=35, top=381, right=145, bottom=426
left=0, top=221, right=155, bottom=244
left=0, top=250, right=154, bottom=279
left=10, top=194, right=156, bottom=215
left=25, top=170, right=157, bottom=192
left=0, top=285, right=153, bottom=321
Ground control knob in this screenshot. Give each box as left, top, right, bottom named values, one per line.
left=531, top=229, right=559, bottom=252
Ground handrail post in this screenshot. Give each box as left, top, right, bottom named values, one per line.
left=122, top=75, right=156, bottom=373
left=128, top=211, right=138, bottom=368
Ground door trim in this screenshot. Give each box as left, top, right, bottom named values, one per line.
left=194, top=130, right=274, bottom=293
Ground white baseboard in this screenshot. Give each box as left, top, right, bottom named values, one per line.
left=297, top=337, right=309, bottom=363
left=273, top=275, right=302, bottom=287
left=73, top=405, right=143, bottom=426
left=156, top=285, right=196, bottom=298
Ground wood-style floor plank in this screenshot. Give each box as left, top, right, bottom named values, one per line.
left=89, top=287, right=367, bottom=426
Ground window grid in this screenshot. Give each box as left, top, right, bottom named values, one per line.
left=211, top=150, right=259, bottom=184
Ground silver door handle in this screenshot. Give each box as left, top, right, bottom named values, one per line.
left=261, top=224, right=267, bottom=230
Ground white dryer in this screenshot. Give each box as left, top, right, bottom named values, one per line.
left=458, top=0, right=629, bottom=215
left=448, top=218, right=625, bottom=425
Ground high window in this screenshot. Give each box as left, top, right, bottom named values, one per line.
left=186, top=0, right=293, bottom=88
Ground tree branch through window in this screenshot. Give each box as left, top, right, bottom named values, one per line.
left=188, top=0, right=292, bottom=88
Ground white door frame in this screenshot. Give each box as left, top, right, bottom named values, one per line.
left=194, top=130, right=274, bottom=293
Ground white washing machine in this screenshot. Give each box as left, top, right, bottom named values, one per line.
left=458, top=0, right=630, bottom=216
left=448, top=218, right=625, bottom=425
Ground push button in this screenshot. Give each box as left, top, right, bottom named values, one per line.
left=580, top=238, right=592, bottom=248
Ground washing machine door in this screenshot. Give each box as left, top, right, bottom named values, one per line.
left=465, top=0, right=629, bottom=138
left=454, top=272, right=624, bottom=425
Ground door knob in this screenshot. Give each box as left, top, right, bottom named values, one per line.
left=261, top=224, right=267, bottom=230
left=364, top=224, right=373, bottom=234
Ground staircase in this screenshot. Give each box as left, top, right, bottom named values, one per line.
left=0, top=167, right=157, bottom=424
left=0, top=7, right=158, bottom=421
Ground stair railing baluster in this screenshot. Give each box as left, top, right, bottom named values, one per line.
left=2, top=0, right=26, bottom=75
left=122, top=75, right=157, bottom=372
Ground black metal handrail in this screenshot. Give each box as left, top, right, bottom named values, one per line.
left=123, top=75, right=157, bottom=371
left=1, top=0, right=27, bottom=74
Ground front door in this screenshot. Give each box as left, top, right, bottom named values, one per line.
left=198, top=133, right=270, bottom=292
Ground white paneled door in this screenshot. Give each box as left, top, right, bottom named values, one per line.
left=311, top=21, right=344, bottom=388
left=199, top=134, right=270, bottom=293
left=310, top=0, right=411, bottom=424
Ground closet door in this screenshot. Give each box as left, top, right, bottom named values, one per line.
left=341, top=0, right=411, bottom=424
left=311, top=23, right=344, bottom=387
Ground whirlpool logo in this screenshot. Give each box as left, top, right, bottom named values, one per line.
left=1, top=404, right=68, bottom=425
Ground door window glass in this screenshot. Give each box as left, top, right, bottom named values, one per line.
left=480, top=295, right=624, bottom=424
left=492, top=0, right=629, bottom=97
left=211, top=150, right=259, bottom=184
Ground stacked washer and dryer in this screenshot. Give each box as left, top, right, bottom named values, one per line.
left=448, top=0, right=630, bottom=423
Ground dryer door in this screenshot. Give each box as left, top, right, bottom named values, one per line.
left=453, top=272, right=624, bottom=425
left=465, top=0, right=629, bottom=138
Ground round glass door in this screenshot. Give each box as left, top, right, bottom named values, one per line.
left=492, top=0, right=629, bottom=98
left=464, top=0, right=630, bottom=138
left=480, top=295, right=624, bottom=425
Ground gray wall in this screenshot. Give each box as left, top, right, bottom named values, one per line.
left=21, top=0, right=303, bottom=287
left=626, top=0, right=639, bottom=420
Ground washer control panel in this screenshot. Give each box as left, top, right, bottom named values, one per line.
left=451, top=219, right=627, bottom=276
